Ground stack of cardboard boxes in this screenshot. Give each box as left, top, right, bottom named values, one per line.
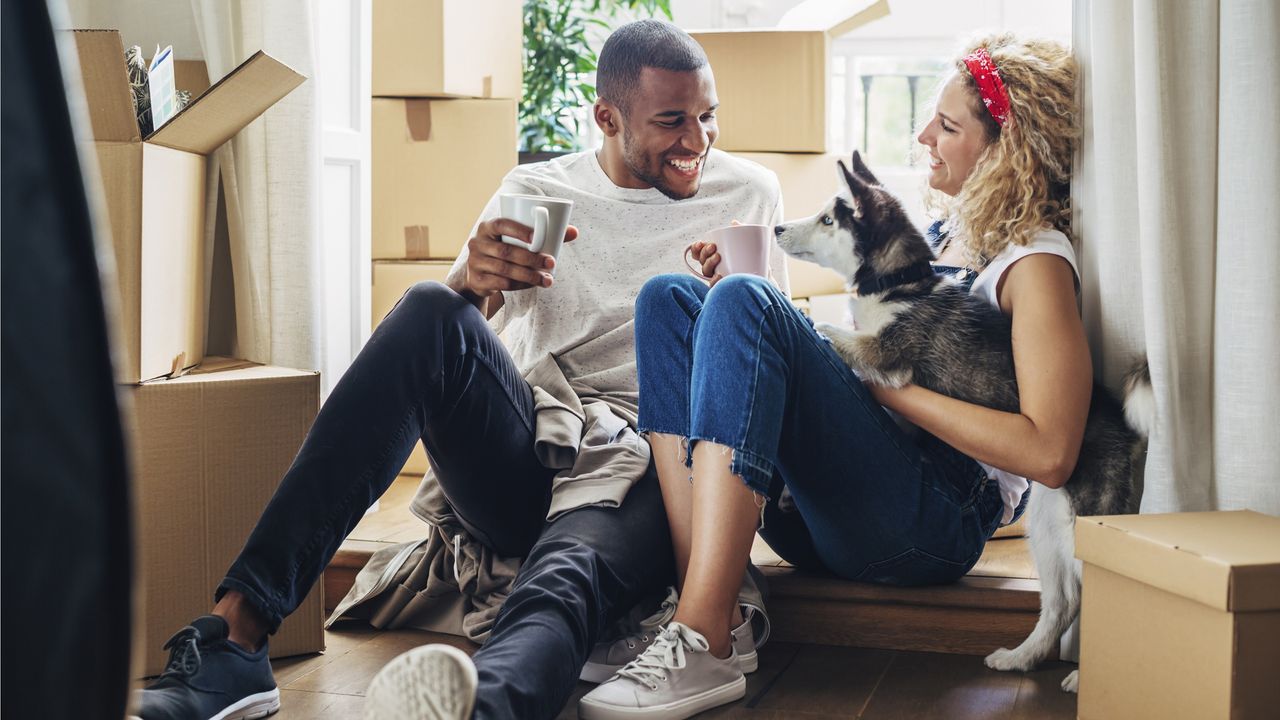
left=370, top=0, right=523, bottom=476
left=690, top=0, right=889, bottom=315
left=70, top=30, right=324, bottom=676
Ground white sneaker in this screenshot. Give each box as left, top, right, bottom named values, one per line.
left=578, top=622, right=746, bottom=720
left=364, top=644, right=477, bottom=720
left=581, top=590, right=758, bottom=683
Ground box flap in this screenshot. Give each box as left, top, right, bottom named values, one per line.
left=70, top=30, right=141, bottom=142
left=776, top=0, right=890, bottom=36
left=165, top=356, right=316, bottom=383
left=147, top=50, right=305, bottom=155
left=1076, top=511, right=1280, bottom=612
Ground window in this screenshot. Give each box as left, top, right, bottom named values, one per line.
left=833, top=55, right=948, bottom=168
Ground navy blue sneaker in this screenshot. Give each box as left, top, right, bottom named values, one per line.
left=130, top=615, right=280, bottom=720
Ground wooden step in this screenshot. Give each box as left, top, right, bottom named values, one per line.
left=323, top=476, right=1045, bottom=658
left=758, top=566, right=1041, bottom=656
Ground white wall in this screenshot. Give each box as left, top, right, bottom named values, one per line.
left=61, top=0, right=204, bottom=58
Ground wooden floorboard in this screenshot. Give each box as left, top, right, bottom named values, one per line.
left=747, top=644, right=893, bottom=717
left=860, top=649, right=1023, bottom=719
left=273, top=626, right=1076, bottom=719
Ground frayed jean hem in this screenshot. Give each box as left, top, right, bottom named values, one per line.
left=687, top=435, right=774, bottom=497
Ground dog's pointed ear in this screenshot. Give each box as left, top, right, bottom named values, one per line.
left=837, top=160, right=868, bottom=217
left=837, top=159, right=865, bottom=195
left=850, top=150, right=882, bottom=186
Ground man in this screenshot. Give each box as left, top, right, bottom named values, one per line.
left=135, top=19, right=786, bottom=720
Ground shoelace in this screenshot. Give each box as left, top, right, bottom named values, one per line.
left=159, top=626, right=204, bottom=678
left=618, top=586, right=679, bottom=650
left=616, top=623, right=707, bottom=691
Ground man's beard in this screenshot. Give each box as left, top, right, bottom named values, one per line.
left=622, top=127, right=700, bottom=201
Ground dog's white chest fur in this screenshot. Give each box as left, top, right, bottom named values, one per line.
left=849, top=295, right=907, bottom=333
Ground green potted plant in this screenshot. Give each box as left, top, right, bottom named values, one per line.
left=520, top=0, right=672, bottom=162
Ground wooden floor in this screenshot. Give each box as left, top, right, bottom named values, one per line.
left=295, top=475, right=1074, bottom=718
left=270, top=622, right=1077, bottom=719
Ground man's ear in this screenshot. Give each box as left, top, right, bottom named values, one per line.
left=850, top=150, right=881, bottom=186
left=594, top=101, right=622, bottom=138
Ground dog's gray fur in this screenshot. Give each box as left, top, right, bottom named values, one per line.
left=775, top=152, right=1152, bottom=693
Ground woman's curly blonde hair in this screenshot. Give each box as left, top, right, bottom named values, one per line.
left=925, top=33, right=1078, bottom=265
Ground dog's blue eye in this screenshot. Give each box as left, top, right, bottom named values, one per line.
left=821, top=215, right=833, bottom=226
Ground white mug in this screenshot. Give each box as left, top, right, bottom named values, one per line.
left=685, top=224, right=772, bottom=279
left=500, top=194, right=574, bottom=272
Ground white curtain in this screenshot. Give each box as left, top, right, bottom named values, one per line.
left=1074, top=0, right=1280, bottom=514
left=190, top=0, right=321, bottom=372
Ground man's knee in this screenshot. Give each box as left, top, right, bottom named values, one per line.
left=387, top=281, right=485, bottom=336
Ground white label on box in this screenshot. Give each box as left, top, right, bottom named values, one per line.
left=148, top=45, right=177, bottom=130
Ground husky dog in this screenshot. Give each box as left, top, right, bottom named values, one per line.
left=775, top=152, right=1150, bottom=693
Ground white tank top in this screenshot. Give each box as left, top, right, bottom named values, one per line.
left=968, top=228, right=1080, bottom=523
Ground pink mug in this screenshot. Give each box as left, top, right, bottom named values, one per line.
left=684, top=224, right=772, bottom=281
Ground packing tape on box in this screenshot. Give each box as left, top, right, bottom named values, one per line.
left=404, top=226, right=431, bottom=259
left=169, top=351, right=190, bottom=378
left=405, top=99, right=432, bottom=142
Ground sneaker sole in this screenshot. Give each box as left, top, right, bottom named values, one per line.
left=364, top=644, right=477, bottom=720
left=208, top=689, right=281, bottom=720
left=577, top=675, right=746, bottom=720
left=580, top=651, right=757, bottom=685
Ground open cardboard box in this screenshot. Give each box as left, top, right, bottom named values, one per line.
left=1075, top=510, right=1280, bottom=719
left=373, top=0, right=522, bottom=99
left=70, top=30, right=305, bottom=383
left=372, top=98, right=516, bottom=260
left=691, top=0, right=889, bottom=153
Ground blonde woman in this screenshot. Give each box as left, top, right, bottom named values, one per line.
left=579, top=34, right=1083, bottom=719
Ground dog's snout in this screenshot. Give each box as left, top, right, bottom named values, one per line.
left=774, top=225, right=785, bottom=236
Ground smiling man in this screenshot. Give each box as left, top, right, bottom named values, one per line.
left=132, top=19, right=786, bottom=720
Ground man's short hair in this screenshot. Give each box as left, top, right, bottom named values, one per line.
left=596, top=19, right=708, bottom=115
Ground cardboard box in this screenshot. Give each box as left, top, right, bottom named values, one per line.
left=372, top=98, right=516, bottom=260
left=736, top=152, right=848, bottom=298
left=373, top=0, right=522, bottom=99
left=372, top=261, right=454, bottom=475
left=71, top=30, right=305, bottom=382
left=125, top=358, right=324, bottom=676
left=692, top=0, right=888, bottom=152
left=1075, top=511, right=1280, bottom=719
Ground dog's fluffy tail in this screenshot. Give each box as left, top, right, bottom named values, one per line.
left=1122, top=358, right=1155, bottom=439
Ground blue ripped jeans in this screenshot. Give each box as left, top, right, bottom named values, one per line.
left=634, top=274, right=1004, bottom=585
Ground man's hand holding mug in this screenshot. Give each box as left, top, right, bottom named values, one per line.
left=461, top=194, right=576, bottom=299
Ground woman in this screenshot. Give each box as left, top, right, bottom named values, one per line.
left=578, top=34, right=1084, bottom=720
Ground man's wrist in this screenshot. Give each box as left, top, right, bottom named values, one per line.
left=447, top=273, right=488, bottom=309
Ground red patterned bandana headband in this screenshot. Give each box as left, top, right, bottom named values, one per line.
left=963, top=48, right=1011, bottom=127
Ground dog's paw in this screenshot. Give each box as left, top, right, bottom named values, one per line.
left=813, top=321, right=847, bottom=340
left=1061, top=669, right=1079, bottom=693
left=984, top=647, right=1037, bottom=672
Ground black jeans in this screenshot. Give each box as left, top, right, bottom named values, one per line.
left=218, top=282, right=674, bottom=719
